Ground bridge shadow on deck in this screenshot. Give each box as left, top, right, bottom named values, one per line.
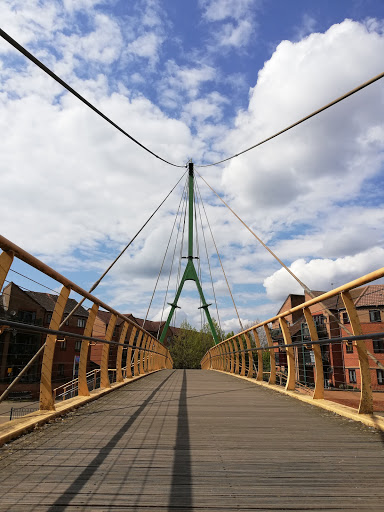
left=169, top=369, right=192, bottom=510
left=47, top=370, right=185, bottom=511
left=2, top=369, right=384, bottom=511
left=47, top=369, right=193, bottom=511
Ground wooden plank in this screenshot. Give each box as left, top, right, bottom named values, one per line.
left=1, top=370, right=384, bottom=511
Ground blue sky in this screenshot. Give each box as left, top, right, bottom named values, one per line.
left=1, top=0, right=384, bottom=334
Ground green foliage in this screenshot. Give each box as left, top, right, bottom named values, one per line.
left=169, top=319, right=226, bottom=369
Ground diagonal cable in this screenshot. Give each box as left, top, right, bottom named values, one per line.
left=195, top=180, right=243, bottom=332
left=0, top=28, right=184, bottom=168
left=195, top=182, right=223, bottom=339
left=157, top=178, right=188, bottom=337
left=196, top=71, right=384, bottom=167
left=196, top=170, right=384, bottom=370
left=143, top=179, right=188, bottom=330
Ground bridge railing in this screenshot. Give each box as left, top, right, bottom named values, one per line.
left=0, top=235, right=173, bottom=413
left=201, top=266, right=384, bottom=415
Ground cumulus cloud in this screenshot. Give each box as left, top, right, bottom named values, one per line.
left=199, top=0, right=259, bottom=48
left=1, top=8, right=383, bottom=332
left=264, top=247, right=384, bottom=301
left=218, top=19, right=384, bottom=245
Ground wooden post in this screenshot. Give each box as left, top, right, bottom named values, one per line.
left=341, top=291, right=373, bottom=414
left=0, top=251, right=13, bottom=290
left=303, top=307, right=324, bottom=399
left=78, top=303, right=99, bottom=396
left=220, top=344, right=225, bottom=371
left=140, top=334, right=148, bottom=374
left=253, top=328, right=264, bottom=381
left=279, top=317, right=295, bottom=391
left=40, top=285, right=71, bottom=410
left=238, top=336, right=246, bottom=376
left=100, top=314, right=117, bottom=389
left=126, top=327, right=136, bottom=378
left=147, top=338, right=153, bottom=372
left=233, top=338, right=240, bottom=374
left=229, top=340, right=235, bottom=373
left=226, top=341, right=231, bottom=372
left=134, top=331, right=143, bottom=376
left=244, top=332, right=254, bottom=378
left=116, top=322, right=129, bottom=383
left=264, top=325, right=276, bottom=385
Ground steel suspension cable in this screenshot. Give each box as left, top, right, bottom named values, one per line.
left=196, top=171, right=384, bottom=371
left=195, top=182, right=223, bottom=339
left=174, top=202, right=187, bottom=329
left=142, top=180, right=188, bottom=330
left=193, top=189, right=203, bottom=329
left=0, top=29, right=185, bottom=169
left=195, top=180, right=243, bottom=332
left=0, top=171, right=186, bottom=403
left=196, top=70, right=384, bottom=167
left=196, top=169, right=313, bottom=295
left=157, top=178, right=189, bottom=338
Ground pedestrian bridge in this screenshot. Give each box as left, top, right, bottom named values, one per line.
left=2, top=225, right=384, bottom=511
left=1, top=369, right=384, bottom=511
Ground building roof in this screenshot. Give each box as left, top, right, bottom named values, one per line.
left=306, top=285, right=384, bottom=311
left=275, top=293, right=305, bottom=316
left=306, top=291, right=344, bottom=311
left=24, top=290, right=89, bottom=317
left=352, top=285, right=384, bottom=307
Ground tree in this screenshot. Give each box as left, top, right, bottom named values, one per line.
left=169, top=319, right=227, bottom=369
left=169, top=320, right=211, bottom=369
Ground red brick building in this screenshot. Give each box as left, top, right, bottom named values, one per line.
left=90, top=311, right=180, bottom=370
left=335, top=285, right=384, bottom=390
left=271, top=285, right=384, bottom=390
left=0, top=282, right=89, bottom=398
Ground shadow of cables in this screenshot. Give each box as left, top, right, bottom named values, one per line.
left=168, top=369, right=193, bottom=511
left=47, top=370, right=175, bottom=511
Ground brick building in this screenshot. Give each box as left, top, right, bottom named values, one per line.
left=271, top=285, right=384, bottom=390
left=0, top=282, right=89, bottom=398
left=90, top=311, right=180, bottom=370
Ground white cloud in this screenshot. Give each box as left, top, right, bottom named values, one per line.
left=63, top=0, right=108, bottom=12
left=0, top=0, right=63, bottom=47
left=200, top=0, right=257, bottom=22
left=216, top=19, right=254, bottom=48
left=126, top=32, right=164, bottom=65
left=1, top=9, right=384, bottom=333
left=199, top=0, right=259, bottom=48
left=218, top=19, right=384, bottom=238
left=264, top=247, right=384, bottom=301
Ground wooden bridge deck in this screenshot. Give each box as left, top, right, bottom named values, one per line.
left=0, top=369, right=383, bottom=511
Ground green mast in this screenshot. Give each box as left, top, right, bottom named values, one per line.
left=159, top=162, right=219, bottom=345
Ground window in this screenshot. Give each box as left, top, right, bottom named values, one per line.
left=373, top=339, right=384, bottom=353
left=58, top=364, right=65, bottom=376
left=346, top=342, right=353, bottom=354
left=60, top=340, right=67, bottom=351
left=75, top=340, right=82, bottom=351
left=167, top=336, right=172, bottom=343
left=77, top=318, right=86, bottom=328
left=349, top=369, right=357, bottom=384
left=65, top=319, right=69, bottom=326
left=18, top=310, right=36, bottom=323
left=342, top=312, right=349, bottom=324
left=369, top=310, right=381, bottom=322
left=377, top=369, right=384, bottom=385
left=314, top=315, right=325, bottom=325
left=46, top=313, right=52, bottom=324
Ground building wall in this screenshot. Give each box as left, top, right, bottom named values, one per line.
left=0, top=283, right=90, bottom=398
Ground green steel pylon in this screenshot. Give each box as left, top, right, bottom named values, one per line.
left=159, top=162, right=219, bottom=345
